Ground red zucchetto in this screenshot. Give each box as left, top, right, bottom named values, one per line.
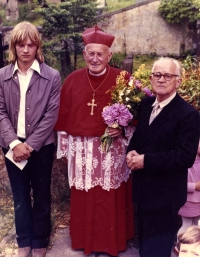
left=82, top=25, right=115, bottom=47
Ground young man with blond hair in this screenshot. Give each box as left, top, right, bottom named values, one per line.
left=0, top=21, right=61, bottom=257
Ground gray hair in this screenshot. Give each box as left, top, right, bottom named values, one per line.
left=152, top=57, right=182, bottom=77
left=84, top=44, right=111, bottom=53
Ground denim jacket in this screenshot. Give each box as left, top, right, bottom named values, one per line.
left=0, top=62, right=61, bottom=151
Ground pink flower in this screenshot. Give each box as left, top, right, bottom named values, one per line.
left=102, top=103, right=133, bottom=127
left=142, top=87, right=153, bottom=97
left=134, top=80, right=142, bottom=89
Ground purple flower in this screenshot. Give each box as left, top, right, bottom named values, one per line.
left=102, top=107, right=116, bottom=125
left=134, top=80, right=142, bottom=89
left=102, top=103, right=133, bottom=127
left=142, top=87, right=153, bottom=97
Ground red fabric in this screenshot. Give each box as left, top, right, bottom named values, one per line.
left=82, top=25, right=115, bottom=47
left=54, top=66, right=130, bottom=137
left=69, top=175, right=134, bottom=256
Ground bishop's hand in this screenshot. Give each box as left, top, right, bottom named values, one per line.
left=107, top=127, right=123, bottom=137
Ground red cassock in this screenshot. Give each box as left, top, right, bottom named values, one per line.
left=55, top=65, right=134, bottom=256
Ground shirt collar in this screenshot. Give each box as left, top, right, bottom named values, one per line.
left=13, top=59, right=40, bottom=76
left=152, top=92, right=176, bottom=109
left=89, top=67, right=106, bottom=76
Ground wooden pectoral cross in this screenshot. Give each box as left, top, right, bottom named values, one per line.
left=87, top=98, right=97, bottom=116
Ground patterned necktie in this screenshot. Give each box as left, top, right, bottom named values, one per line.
left=149, top=103, right=160, bottom=124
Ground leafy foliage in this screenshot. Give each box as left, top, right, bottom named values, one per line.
left=49, top=1, right=98, bottom=35
left=109, top=52, right=126, bottom=69
left=36, top=0, right=101, bottom=76
left=105, top=0, right=135, bottom=13
left=179, top=56, right=200, bottom=112
left=158, top=0, right=200, bottom=24
left=133, top=64, right=152, bottom=88
left=133, top=54, right=157, bottom=72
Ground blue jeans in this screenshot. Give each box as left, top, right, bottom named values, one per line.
left=2, top=143, right=54, bottom=248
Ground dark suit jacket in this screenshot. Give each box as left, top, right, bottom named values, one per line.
left=127, top=94, right=200, bottom=211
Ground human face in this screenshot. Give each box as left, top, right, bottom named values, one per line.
left=150, top=59, right=182, bottom=102
left=15, top=37, right=37, bottom=68
left=179, top=243, right=200, bottom=257
left=83, top=43, right=112, bottom=74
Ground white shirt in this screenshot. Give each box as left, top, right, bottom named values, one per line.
left=9, top=60, right=40, bottom=149
left=89, top=68, right=106, bottom=76
left=151, top=92, right=176, bottom=115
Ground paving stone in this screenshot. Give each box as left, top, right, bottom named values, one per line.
left=0, top=226, right=178, bottom=257
left=46, top=228, right=95, bottom=257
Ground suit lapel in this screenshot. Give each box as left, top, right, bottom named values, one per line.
left=137, top=94, right=179, bottom=149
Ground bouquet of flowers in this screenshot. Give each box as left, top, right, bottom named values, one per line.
left=110, top=70, right=153, bottom=118
left=101, top=103, right=133, bottom=153
left=101, top=70, right=153, bottom=153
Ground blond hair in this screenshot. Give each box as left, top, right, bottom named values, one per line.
left=9, top=21, right=44, bottom=63
left=177, top=226, right=200, bottom=251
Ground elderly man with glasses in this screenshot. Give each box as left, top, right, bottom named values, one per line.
left=126, top=57, right=200, bottom=257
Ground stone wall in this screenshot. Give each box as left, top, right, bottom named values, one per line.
left=98, top=0, right=194, bottom=56
left=1, top=0, right=195, bottom=57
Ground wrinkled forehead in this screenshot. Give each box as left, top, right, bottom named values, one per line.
left=152, top=60, right=176, bottom=74
left=85, top=43, right=109, bottom=53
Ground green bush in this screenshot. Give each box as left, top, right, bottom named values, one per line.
left=109, top=52, right=126, bottom=69
left=179, top=55, right=200, bottom=112
left=105, top=0, right=135, bottom=12
left=18, top=3, right=42, bottom=24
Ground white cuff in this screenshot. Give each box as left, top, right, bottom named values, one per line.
left=57, top=131, right=67, bottom=135
left=9, top=139, right=22, bottom=150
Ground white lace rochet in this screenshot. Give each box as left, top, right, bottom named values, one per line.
left=57, top=126, right=135, bottom=191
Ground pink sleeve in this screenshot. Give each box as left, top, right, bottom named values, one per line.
left=187, top=182, right=196, bottom=193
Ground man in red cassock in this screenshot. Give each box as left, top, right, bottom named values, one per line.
left=55, top=25, right=134, bottom=256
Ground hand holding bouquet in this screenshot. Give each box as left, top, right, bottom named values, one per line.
left=101, top=70, right=153, bottom=153
left=100, top=103, right=133, bottom=153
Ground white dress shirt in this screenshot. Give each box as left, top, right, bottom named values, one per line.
left=9, top=60, right=40, bottom=149
left=149, top=92, right=177, bottom=124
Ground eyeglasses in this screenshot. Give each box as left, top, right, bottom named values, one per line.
left=152, top=72, right=179, bottom=81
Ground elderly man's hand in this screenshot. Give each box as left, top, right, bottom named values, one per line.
left=107, top=127, right=123, bottom=137
left=126, top=150, right=144, bottom=170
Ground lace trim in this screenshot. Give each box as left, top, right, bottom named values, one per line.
left=57, top=126, right=135, bottom=191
